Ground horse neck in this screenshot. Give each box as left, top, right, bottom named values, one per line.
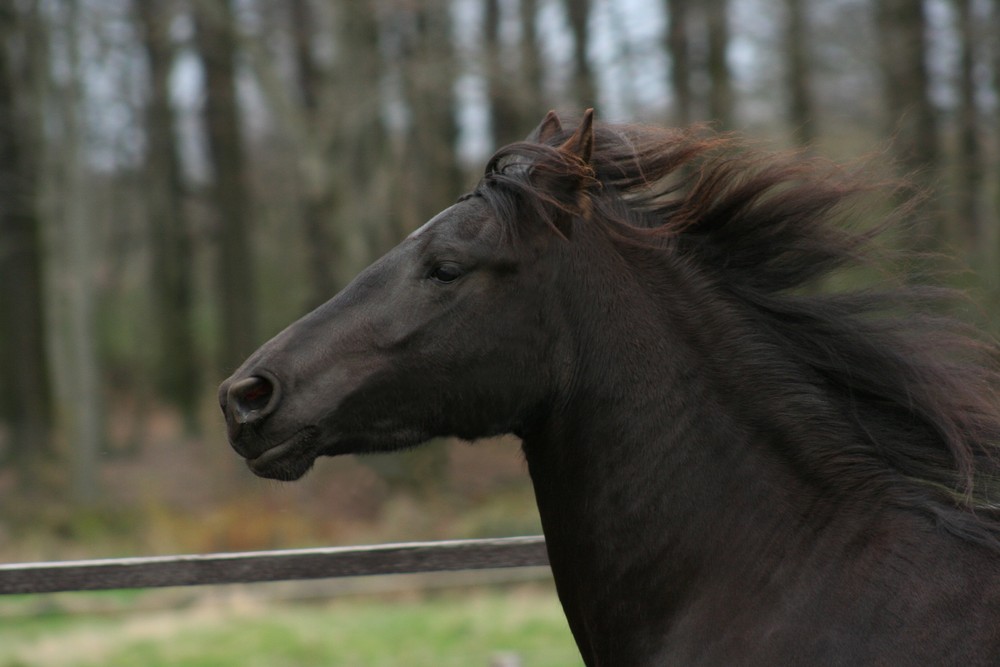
left=522, top=305, right=812, bottom=583
left=521, top=233, right=883, bottom=656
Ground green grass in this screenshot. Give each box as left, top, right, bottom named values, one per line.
left=0, top=586, right=581, bottom=667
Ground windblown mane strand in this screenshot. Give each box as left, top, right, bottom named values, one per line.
left=478, top=121, right=1000, bottom=546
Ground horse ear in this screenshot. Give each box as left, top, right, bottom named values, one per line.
left=537, top=109, right=596, bottom=241
left=529, top=110, right=564, bottom=144
left=558, top=108, right=595, bottom=165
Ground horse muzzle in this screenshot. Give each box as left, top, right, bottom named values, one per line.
left=219, top=370, right=320, bottom=480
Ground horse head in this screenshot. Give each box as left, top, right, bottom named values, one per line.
left=218, top=111, right=596, bottom=481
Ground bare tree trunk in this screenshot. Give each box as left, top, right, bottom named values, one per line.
left=484, top=0, right=522, bottom=146
left=785, top=0, right=815, bottom=145
left=0, top=3, right=53, bottom=479
left=45, top=0, right=104, bottom=503
left=338, top=3, right=391, bottom=263
left=563, top=0, right=597, bottom=108
left=664, top=0, right=692, bottom=126
left=874, top=0, right=942, bottom=251
left=995, top=0, right=1000, bottom=260
left=193, top=0, right=258, bottom=374
left=986, top=0, right=1000, bottom=297
left=397, top=3, right=463, bottom=234
left=290, top=0, right=337, bottom=306
left=519, top=0, right=545, bottom=123
left=135, top=0, right=200, bottom=430
left=705, top=0, right=733, bottom=128
left=952, top=0, right=983, bottom=251
left=485, top=0, right=546, bottom=145
left=64, top=159, right=101, bottom=504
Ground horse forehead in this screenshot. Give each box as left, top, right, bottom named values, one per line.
left=407, top=199, right=497, bottom=245
left=406, top=206, right=454, bottom=240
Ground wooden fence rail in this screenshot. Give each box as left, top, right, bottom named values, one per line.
left=0, top=535, right=548, bottom=595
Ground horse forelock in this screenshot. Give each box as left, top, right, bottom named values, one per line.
left=480, top=120, right=1000, bottom=546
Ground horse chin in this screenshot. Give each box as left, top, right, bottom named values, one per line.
left=244, top=425, right=432, bottom=480
left=247, top=455, right=315, bottom=481
left=245, top=426, right=321, bottom=481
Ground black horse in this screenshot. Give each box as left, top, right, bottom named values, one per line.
left=220, top=110, right=1000, bottom=665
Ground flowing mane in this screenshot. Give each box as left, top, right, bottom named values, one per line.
left=475, top=120, right=1000, bottom=546
left=224, top=110, right=1000, bottom=663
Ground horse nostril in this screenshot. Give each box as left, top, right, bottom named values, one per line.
left=227, top=375, right=279, bottom=424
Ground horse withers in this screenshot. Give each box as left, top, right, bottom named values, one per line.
left=220, top=110, right=1000, bottom=665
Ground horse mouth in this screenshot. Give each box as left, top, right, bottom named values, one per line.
left=246, top=427, right=321, bottom=481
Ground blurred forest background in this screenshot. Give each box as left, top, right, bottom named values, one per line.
left=1, top=0, right=1000, bottom=564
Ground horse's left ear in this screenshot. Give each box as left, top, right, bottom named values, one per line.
left=541, top=109, right=596, bottom=240
left=529, top=110, right=564, bottom=144
left=558, top=108, right=595, bottom=165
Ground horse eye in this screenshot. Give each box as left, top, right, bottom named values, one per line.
left=429, top=264, right=462, bottom=284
